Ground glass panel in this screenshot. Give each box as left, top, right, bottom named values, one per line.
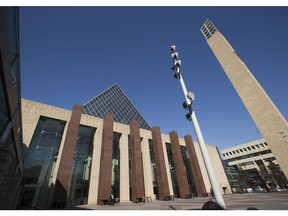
left=111, top=132, right=121, bottom=200
left=180, top=146, right=196, bottom=195
left=165, top=143, right=179, bottom=198
left=20, top=117, right=66, bottom=209
left=68, top=125, right=95, bottom=206
left=148, top=139, right=158, bottom=199
left=82, top=84, right=150, bottom=129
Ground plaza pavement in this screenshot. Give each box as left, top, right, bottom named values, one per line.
left=67, top=191, right=288, bottom=210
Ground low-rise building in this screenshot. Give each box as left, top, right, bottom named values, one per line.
left=221, top=139, right=288, bottom=192
left=19, top=98, right=231, bottom=209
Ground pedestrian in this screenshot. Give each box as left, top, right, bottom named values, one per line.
left=109, top=191, right=115, bottom=205
left=210, top=188, right=214, bottom=199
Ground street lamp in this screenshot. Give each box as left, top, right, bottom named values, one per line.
left=170, top=45, right=226, bottom=209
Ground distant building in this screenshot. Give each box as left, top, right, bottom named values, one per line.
left=19, top=94, right=231, bottom=209
left=221, top=139, right=288, bottom=191
left=201, top=19, right=288, bottom=179
left=222, top=161, right=240, bottom=193
left=0, top=7, right=25, bottom=209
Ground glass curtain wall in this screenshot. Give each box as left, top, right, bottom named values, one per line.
left=0, top=7, right=23, bottom=210
left=20, top=117, right=66, bottom=209
left=165, top=143, right=179, bottom=198
left=111, top=132, right=121, bottom=199
left=148, top=139, right=158, bottom=199
left=68, top=125, right=95, bottom=206
left=180, top=146, right=196, bottom=195
left=128, top=135, right=132, bottom=201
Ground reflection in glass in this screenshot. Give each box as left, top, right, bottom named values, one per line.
left=20, top=117, right=66, bottom=209
left=165, top=143, right=179, bottom=198
left=68, top=125, right=95, bottom=206
left=111, top=132, right=121, bottom=199
left=148, top=139, right=159, bottom=199
left=180, top=146, right=196, bottom=195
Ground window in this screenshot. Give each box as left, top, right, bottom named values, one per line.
left=247, top=147, right=251, bottom=151
left=251, top=146, right=255, bottom=150
left=240, top=149, right=243, bottom=153
left=180, top=146, right=196, bottom=195
left=149, top=139, right=159, bottom=199
left=21, top=116, right=66, bottom=209
left=166, top=143, right=179, bottom=198
left=236, top=150, right=240, bottom=153
left=68, top=125, right=96, bottom=206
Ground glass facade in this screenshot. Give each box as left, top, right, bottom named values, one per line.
left=68, top=125, right=95, bottom=206
left=148, top=139, right=159, bottom=199
left=111, top=132, right=121, bottom=199
left=82, top=84, right=150, bottom=130
left=20, top=117, right=66, bottom=209
left=128, top=135, right=132, bottom=201
left=0, top=7, right=24, bottom=209
left=180, top=146, right=196, bottom=195
left=165, top=143, right=179, bottom=198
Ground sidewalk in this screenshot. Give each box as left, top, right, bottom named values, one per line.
left=67, top=191, right=288, bottom=210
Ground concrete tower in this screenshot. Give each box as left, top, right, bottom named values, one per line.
left=201, top=19, right=288, bottom=179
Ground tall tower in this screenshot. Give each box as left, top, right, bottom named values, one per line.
left=201, top=19, right=288, bottom=179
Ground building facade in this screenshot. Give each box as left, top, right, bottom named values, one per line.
left=221, top=139, right=288, bottom=192
left=0, top=7, right=25, bottom=209
left=19, top=98, right=231, bottom=209
left=201, top=19, right=288, bottom=179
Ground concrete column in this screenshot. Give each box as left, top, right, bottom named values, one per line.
left=169, top=131, right=190, bottom=198
left=87, top=120, right=103, bottom=204
left=97, top=113, right=114, bottom=204
left=151, top=126, right=170, bottom=200
left=119, top=129, right=130, bottom=203
left=53, top=104, right=83, bottom=204
left=140, top=133, right=154, bottom=199
left=184, top=135, right=206, bottom=197
left=129, top=120, right=145, bottom=202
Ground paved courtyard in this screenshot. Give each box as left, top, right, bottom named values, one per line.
left=68, top=191, right=288, bottom=210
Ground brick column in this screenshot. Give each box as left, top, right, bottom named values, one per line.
left=129, top=120, right=145, bottom=202
left=184, top=135, right=206, bottom=197
left=53, top=104, right=82, bottom=205
left=169, top=131, right=190, bottom=198
left=97, top=113, right=114, bottom=204
left=151, top=126, right=169, bottom=200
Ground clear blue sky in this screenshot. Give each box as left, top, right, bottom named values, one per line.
left=19, top=6, right=288, bottom=151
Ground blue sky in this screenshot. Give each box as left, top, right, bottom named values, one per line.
left=19, top=6, right=288, bottom=151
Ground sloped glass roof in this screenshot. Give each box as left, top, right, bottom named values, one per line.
left=82, top=84, right=150, bottom=130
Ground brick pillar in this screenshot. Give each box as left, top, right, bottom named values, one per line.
left=129, top=120, right=145, bottom=202
left=53, top=104, right=82, bottom=205
left=169, top=131, right=190, bottom=198
left=97, top=113, right=114, bottom=204
left=151, top=126, right=169, bottom=200
left=184, top=135, right=206, bottom=197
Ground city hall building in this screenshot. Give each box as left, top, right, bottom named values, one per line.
left=19, top=84, right=231, bottom=209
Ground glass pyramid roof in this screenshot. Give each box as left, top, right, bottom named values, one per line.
left=82, top=84, right=151, bottom=130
